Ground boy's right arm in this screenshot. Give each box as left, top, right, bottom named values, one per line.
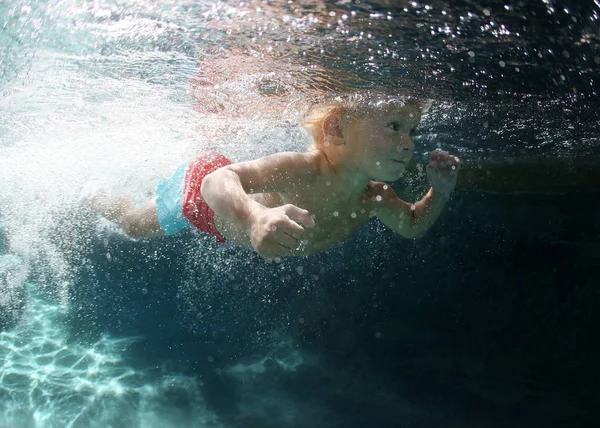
left=201, top=152, right=318, bottom=259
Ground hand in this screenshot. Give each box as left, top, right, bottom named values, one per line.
left=248, top=204, right=315, bottom=259
left=426, top=150, right=460, bottom=197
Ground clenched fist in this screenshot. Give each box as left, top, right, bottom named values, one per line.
left=427, top=150, right=460, bottom=197
left=248, top=204, right=315, bottom=259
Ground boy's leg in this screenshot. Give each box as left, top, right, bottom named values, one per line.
left=86, top=193, right=164, bottom=238
left=122, top=200, right=164, bottom=238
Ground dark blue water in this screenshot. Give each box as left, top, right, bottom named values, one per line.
left=1, top=0, right=599, bottom=427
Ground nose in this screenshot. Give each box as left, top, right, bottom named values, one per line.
left=396, top=137, right=415, bottom=155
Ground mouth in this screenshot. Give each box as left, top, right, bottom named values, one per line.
left=392, top=159, right=406, bottom=164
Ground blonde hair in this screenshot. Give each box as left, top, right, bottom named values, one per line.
left=302, top=93, right=432, bottom=150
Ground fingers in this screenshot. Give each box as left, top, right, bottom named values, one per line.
left=429, top=150, right=460, bottom=163
left=252, top=204, right=315, bottom=260
left=260, top=240, right=297, bottom=261
left=428, top=150, right=460, bottom=172
left=261, top=246, right=288, bottom=261
left=266, top=222, right=302, bottom=255
left=283, top=205, right=315, bottom=228
left=257, top=216, right=305, bottom=260
left=427, top=150, right=460, bottom=196
left=275, top=230, right=299, bottom=249
left=277, top=217, right=305, bottom=238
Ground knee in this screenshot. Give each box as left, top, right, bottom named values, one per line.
left=121, top=214, right=140, bottom=237
left=121, top=214, right=148, bottom=238
left=121, top=206, right=162, bottom=238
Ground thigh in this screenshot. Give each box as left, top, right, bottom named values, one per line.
left=124, top=200, right=165, bottom=238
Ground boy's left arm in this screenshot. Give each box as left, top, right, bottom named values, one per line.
left=372, top=150, right=460, bottom=239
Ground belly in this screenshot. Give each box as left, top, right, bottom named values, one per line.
left=291, top=222, right=361, bottom=256
left=289, top=204, right=371, bottom=256
left=282, top=194, right=370, bottom=256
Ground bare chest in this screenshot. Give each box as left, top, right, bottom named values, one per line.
left=278, top=192, right=372, bottom=255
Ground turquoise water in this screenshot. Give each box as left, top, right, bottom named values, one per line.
left=0, top=1, right=252, bottom=426
left=0, top=2, right=338, bottom=426
left=1, top=1, right=599, bottom=427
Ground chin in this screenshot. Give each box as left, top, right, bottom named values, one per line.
left=373, top=169, right=405, bottom=182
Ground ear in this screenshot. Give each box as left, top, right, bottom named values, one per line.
left=323, top=109, right=344, bottom=144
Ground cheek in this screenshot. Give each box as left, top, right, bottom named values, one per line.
left=368, top=133, right=389, bottom=150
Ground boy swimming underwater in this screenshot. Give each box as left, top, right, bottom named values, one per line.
left=88, top=94, right=460, bottom=259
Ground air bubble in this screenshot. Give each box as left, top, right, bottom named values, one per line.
left=376, top=195, right=382, bottom=202
left=333, top=211, right=339, bottom=217
left=483, top=9, right=491, bottom=16
left=499, top=60, right=506, bottom=67
left=351, top=212, right=357, bottom=218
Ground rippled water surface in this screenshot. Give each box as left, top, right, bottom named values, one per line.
left=1, top=1, right=599, bottom=427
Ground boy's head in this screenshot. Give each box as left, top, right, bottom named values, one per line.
left=302, top=93, right=431, bottom=181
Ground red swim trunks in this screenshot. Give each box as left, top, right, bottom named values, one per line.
left=182, top=152, right=232, bottom=243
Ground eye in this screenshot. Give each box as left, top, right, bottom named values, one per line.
left=409, top=129, right=417, bottom=137
left=386, top=121, right=400, bottom=132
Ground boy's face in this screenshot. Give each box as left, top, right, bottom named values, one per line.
left=344, top=103, right=421, bottom=181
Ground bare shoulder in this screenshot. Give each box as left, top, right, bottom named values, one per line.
left=228, top=151, right=321, bottom=172
left=224, top=150, right=325, bottom=193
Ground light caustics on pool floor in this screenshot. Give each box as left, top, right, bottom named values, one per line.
left=0, top=280, right=220, bottom=428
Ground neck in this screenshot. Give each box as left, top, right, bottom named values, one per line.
left=318, top=147, right=371, bottom=201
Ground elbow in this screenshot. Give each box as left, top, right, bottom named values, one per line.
left=402, top=229, right=427, bottom=239
left=403, top=209, right=429, bottom=239
left=401, top=221, right=428, bottom=239
left=200, top=170, right=220, bottom=205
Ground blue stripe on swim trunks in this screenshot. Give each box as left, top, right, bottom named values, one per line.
left=155, top=162, right=192, bottom=235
